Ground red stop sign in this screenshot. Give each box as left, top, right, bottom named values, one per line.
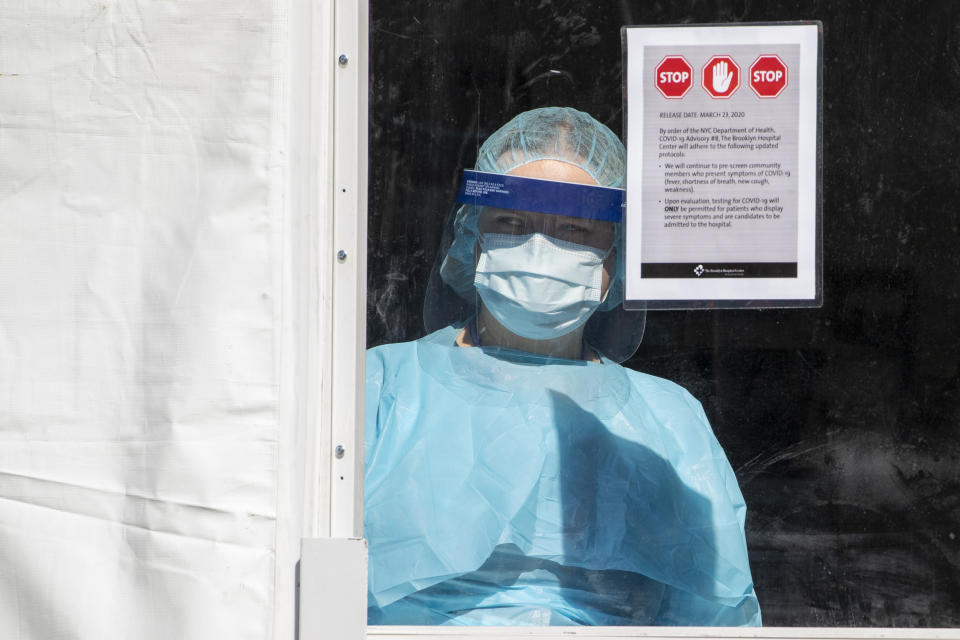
left=702, top=55, right=740, bottom=98
left=655, top=56, right=693, bottom=99
left=749, top=54, right=788, bottom=98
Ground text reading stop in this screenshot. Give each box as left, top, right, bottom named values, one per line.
left=660, top=71, right=689, bottom=83
left=753, top=70, right=784, bottom=82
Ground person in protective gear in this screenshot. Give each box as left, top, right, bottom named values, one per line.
left=365, top=107, right=761, bottom=626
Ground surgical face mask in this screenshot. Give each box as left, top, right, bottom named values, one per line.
left=473, top=232, right=609, bottom=340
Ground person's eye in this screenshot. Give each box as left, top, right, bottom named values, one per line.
left=559, top=223, right=590, bottom=235
left=496, top=215, right=526, bottom=230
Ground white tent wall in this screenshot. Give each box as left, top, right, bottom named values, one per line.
left=0, top=1, right=366, bottom=638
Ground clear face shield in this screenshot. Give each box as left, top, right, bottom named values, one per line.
left=426, top=166, right=646, bottom=362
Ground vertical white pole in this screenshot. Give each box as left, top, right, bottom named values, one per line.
left=296, top=0, right=368, bottom=636
left=291, top=0, right=367, bottom=541
left=292, top=0, right=337, bottom=542
left=329, top=0, right=369, bottom=540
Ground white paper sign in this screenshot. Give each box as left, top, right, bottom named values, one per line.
left=623, top=23, right=821, bottom=308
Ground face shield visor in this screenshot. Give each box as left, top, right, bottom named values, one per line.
left=463, top=169, right=621, bottom=246
left=465, top=170, right=619, bottom=341
left=423, top=107, right=646, bottom=363
left=425, top=169, right=645, bottom=363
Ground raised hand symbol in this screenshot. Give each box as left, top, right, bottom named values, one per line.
left=713, top=60, right=733, bottom=93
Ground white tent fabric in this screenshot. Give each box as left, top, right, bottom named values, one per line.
left=0, top=1, right=294, bottom=637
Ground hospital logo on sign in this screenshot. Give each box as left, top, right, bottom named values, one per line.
left=694, top=264, right=705, bottom=276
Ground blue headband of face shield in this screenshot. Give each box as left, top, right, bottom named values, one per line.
left=455, top=170, right=624, bottom=222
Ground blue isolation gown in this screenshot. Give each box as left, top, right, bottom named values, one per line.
left=364, top=325, right=761, bottom=626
